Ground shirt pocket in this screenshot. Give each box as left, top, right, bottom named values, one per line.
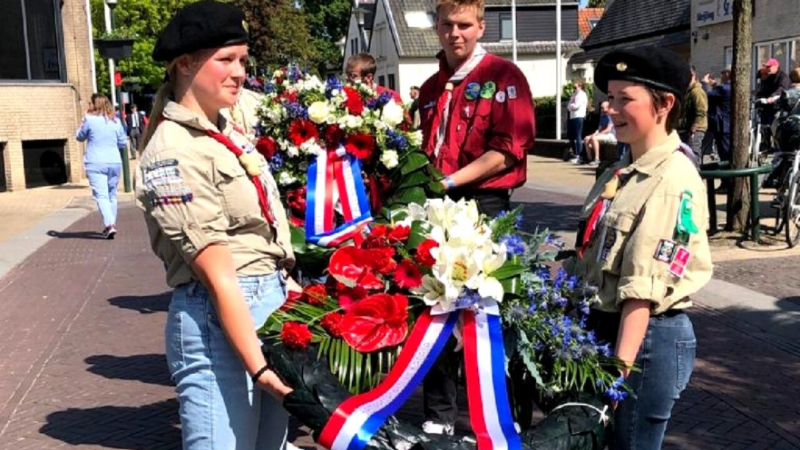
left=214, top=159, right=261, bottom=219
left=598, top=211, right=635, bottom=275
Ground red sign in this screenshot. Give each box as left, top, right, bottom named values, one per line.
left=114, top=71, right=122, bottom=87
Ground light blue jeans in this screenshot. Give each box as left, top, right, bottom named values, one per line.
left=85, top=162, right=122, bottom=227
left=166, top=273, right=288, bottom=450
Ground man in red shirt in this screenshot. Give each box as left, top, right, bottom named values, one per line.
left=345, top=53, right=403, bottom=103
left=418, top=0, right=535, bottom=435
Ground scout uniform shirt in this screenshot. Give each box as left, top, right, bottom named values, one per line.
left=569, top=133, right=713, bottom=315
left=135, top=101, right=294, bottom=288
left=418, top=53, right=535, bottom=190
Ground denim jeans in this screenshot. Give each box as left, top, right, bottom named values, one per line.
left=166, top=273, right=288, bottom=450
left=568, top=117, right=585, bottom=160
left=591, top=311, right=697, bottom=450
left=85, top=163, right=122, bottom=227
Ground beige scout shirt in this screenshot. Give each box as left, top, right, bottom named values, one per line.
left=135, top=101, right=294, bottom=288
left=569, top=133, right=713, bottom=315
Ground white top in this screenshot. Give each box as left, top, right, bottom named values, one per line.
left=568, top=90, right=588, bottom=119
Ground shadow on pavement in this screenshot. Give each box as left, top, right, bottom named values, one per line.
left=46, top=230, right=107, bottom=240
left=40, top=399, right=181, bottom=449
left=109, top=292, right=171, bottom=314
left=512, top=201, right=582, bottom=234
left=85, top=354, right=173, bottom=387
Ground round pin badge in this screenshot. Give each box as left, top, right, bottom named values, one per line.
left=495, top=91, right=506, bottom=103
left=465, top=82, right=481, bottom=101
left=480, top=81, right=497, bottom=99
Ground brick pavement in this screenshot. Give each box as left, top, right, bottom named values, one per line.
left=714, top=255, right=800, bottom=303
left=0, top=192, right=798, bottom=449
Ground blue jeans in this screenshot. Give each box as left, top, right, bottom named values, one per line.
left=568, top=117, right=585, bottom=159
left=85, top=162, right=122, bottom=227
left=166, top=273, right=288, bottom=450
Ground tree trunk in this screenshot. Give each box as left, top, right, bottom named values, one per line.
left=729, top=0, right=754, bottom=233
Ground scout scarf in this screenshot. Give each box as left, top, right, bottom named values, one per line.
left=205, top=129, right=275, bottom=224
left=429, top=44, right=487, bottom=159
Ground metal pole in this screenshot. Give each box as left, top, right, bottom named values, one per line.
left=511, top=0, right=517, bottom=63
left=86, top=0, right=97, bottom=92
left=555, top=0, right=562, bottom=140
left=103, top=2, right=116, bottom=106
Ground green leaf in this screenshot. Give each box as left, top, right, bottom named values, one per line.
left=397, top=170, right=431, bottom=189
left=401, top=152, right=430, bottom=175
left=517, top=332, right=545, bottom=388
left=392, top=186, right=427, bottom=206
left=427, top=180, right=446, bottom=196
left=490, top=261, right=527, bottom=280
left=500, top=277, right=522, bottom=296
left=407, top=220, right=433, bottom=250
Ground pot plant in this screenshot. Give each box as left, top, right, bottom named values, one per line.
left=94, top=30, right=136, bottom=59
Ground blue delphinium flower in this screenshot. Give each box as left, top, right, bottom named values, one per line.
left=604, top=376, right=628, bottom=402
left=578, top=300, right=591, bottom=315
left=566, top=275, right=580, bottom=290
left=366, top=98, right=379, bottom=109
left=544, top=234, right=565, bottom=249
left=285, top=102, right=308, bottom=119
left=378, top=91, right=393, bottom=106
left=455, top=288, right=482, bottom=309
left=527, top=301, right=538, bottom=315
left=552, top=294, right=568, bottom=308
left=536, top=267, right=551, bottom=281
left=386, top=130, right=408, bottom=151
left=553, top=267, right=568, bottom=290
left=263, top=82, right=276, bottom=94
left=500, top=234, right=526, bottom=256
left=597, top=343, right=612, bottom=357
left=289, top=65, right=303, bottom=82
left=269, top=154, right=284, bottom=172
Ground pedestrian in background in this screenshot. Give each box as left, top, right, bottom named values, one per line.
left=582, top=100, right=616, bottom=166
left=679, top=66, right=708, bottom=162
left=76, top=93, right=128, bottom=239
left=568, top=80, right=588, bottom=163
left=702, top=67, right=732, bottom=179
left=568, top=46, right=712, bottom=450
left=135, top=1, right=295, bottom=449
left=126, top=104, right=146, bottom=159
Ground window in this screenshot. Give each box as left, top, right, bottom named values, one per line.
left=500, top=12, right=512, bottom=41
left=0, top=0, right=64, bottom=81
left=388, top=74, right=396, bottom=90
left=350, top=38, right=359, bottom=55
left=588, top=18, right=600, bottom=29
left=378, top=75, right=385, bottom=87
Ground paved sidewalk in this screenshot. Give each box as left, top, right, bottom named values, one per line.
left=0, top=193, right=798, bottom=449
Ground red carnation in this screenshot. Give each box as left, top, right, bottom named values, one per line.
left=301, top=284, right=328, bottom=306
left=366, top=247, right=397, bottom=275
left=255, top=136, right=277, bottom=160
left=320, top=312, right=345, bottom=338
left=288, top=119, right=319, bottom=146
left=345, top=133, right=376, bottom=161
left=388, top=225, right=410, bottom=243
left=343, top=86, right=365, bottom=115
left=281, top=322, right=313, bottom=349
left=286, top=186, right=307, bottom=218
left=394, top=259, right=423, bottom=289
left=370, top=224, right=391, bottom=239
left=416, top=239, right=440, bottom=268
left=324, top=124, right=346, bottom=148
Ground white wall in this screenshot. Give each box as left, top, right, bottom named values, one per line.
left=514, top=54, right=571, bottom=98
left=371, top=0, right=401, bottom=95
left=397, top=59, right=441, bottom=102
left=342, top=14, right=362, bottom=72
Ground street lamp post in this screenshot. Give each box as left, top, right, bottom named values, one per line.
left=104, top=0, right=131, bottom=193
left=354, top=7, right=368, bottom=53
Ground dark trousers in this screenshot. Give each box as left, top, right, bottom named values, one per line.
left=715, top=132, right=732, bottom=162
left=422, top=189, right=511, bottom=424
left=568, top=117, right=585, bottom=160
left=588, top=311, right=696, bottom=450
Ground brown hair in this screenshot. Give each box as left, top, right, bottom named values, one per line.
left=791, top=67, right=800, bottom=84
left=346, top=53, right=377, bottom=77
left=435, top=0, right=485, bottom=21
left=89, top=94, right=115, bottom=121
left=646, top=87, right=681, bottom=133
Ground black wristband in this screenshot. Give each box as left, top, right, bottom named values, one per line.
left=251, top=364, right=270, bottom=384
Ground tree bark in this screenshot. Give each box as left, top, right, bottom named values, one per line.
left=729, top=0, right=754, bottom=233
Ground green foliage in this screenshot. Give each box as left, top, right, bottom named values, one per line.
left=233, top=0, right=317, bottom=70
left=300, top=0, right=352, bottom=75
left=587, top=0, right=607, bottom=7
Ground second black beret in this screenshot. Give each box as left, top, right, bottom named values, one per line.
left=153, top=0, right=248, bottom=62
left=594, top=46, right=692, bottom=97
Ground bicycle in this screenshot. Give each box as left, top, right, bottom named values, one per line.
left=768, top=102, right=800, bottom=246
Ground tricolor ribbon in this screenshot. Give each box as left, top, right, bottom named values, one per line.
left=318, top=304, right=521, bottom=450
left=305, top=145, right=373, bottom=247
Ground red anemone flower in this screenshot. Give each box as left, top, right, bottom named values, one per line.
left=344, top=133, right=376, bottom=161
left=288, top=119, right=319, bottom=146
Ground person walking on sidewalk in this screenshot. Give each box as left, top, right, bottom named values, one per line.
left=135, top=2, right=295, bottom=449
left=567, top=80, right=588, bottom=163
left=126, top=104, right=146, bottom=159
left=76, top=93, right=128, bottom=240
left=678, top=66, right=708, bottom=162
left=567, top=47, right=713, bottom=450
left=416, top=0, right=535, bottom=435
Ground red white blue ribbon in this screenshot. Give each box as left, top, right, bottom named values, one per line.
left=305, top=146, right=373, bottom=247
left=318, top=306, right=521, bottom=450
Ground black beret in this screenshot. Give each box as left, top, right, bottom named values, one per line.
left=153, top=0, right=248, bottom=62
left=594, top=47, right=692, bottom=97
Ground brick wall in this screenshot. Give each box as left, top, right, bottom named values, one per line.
left=0, top=0, right=94, bottom=191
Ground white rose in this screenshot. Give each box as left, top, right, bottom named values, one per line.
left=408, top=130, right=423, bottom=147
left=380, top=150, right=399, bottom=169
left=278, top=171, right=296, bottom=186
left=286, top=145, right=300, bottom=158
left=381, top=100, right=405, bottom=127
left=308, top=101, right=330, bottom=124
left=273, top=70, right=283, bottom=78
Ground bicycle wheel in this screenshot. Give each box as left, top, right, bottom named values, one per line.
left=785, top=173, right=800, bottom=247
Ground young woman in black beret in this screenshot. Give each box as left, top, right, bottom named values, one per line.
left=567, top=46, right=713, bottom=449
left=135, top=1, right=296, bottom=449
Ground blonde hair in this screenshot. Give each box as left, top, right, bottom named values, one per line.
left=90, top=94, right=115, bottom=120
left=436, top=0, right=485, bottom=21
left=139, top=63, right=177, bottom=154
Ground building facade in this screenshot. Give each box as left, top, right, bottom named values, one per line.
left=691, top=0, right=800, bottom=84
left=0, top=0, right=94, bottom=192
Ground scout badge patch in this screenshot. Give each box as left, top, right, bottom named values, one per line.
left=507, top=86, right=517, bottom=99
left=495, top=90, right=506, bottom=103
left=465, top=82, right=481, bottom=100
left=668, top=246, right=692, bottom=278
left=654, top=239, right=677, bottom=262
left=480, top=81, right=497, bottom=99
left=674, top=190, right=699, bottom=243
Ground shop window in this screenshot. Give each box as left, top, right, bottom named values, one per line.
left=23, top=140, right=66, bottom=188
left=0, top=0, right=64, bottom=81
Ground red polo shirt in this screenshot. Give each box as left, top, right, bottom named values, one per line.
left=419, top=53, right=535, bottom=190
